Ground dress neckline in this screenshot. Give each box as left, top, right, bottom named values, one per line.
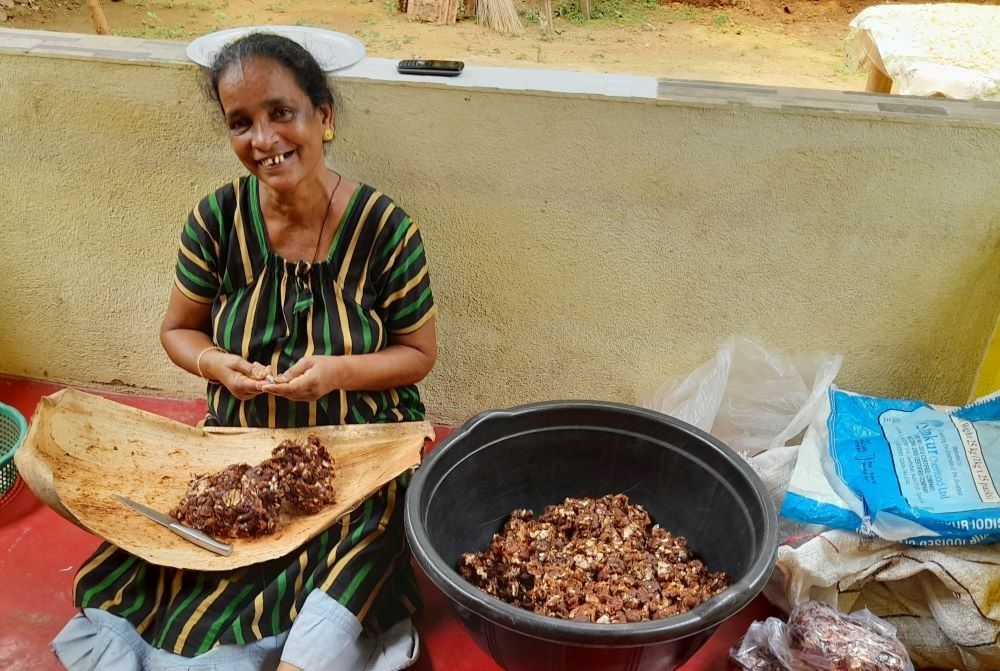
left=247, top=174, right=364, bottom=269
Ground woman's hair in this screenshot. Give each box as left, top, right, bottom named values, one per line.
left=205, top=33, right=334, bottom=112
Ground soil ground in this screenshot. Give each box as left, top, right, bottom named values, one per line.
left=4, top=0, right=996, bottom=90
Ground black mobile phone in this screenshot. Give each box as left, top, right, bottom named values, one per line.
left=397, top=59, right=465, bottom=77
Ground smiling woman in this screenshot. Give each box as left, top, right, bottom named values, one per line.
left=51, top=32, right=438, bottom=671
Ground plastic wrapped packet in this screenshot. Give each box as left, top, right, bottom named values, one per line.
left=728, top=618, right=789, bottom=671
left=786, top=601, right=913, bottom=671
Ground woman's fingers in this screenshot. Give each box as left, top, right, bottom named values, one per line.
left=247, top=362, right=273, bottom=381
left=219, top=355, right=265, bottom=400
left=275, top=358, right=312, bottom=383
left=262, top=369, right=318, bottom=401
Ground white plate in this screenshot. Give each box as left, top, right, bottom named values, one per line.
left=186, top=25, right=366, bottom=72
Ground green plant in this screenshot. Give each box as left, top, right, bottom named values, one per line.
left=384, top=0, right=398, bottom=15
left=552, top=0, right=586, bottom=23
left=520, top=6, right=539, bottom=23
left=401, top=34, right=416, bottom=44
left=130, top=11, right=187, bottom=39
left=265, top=0, right=290, bottom=12
left=712, top=11, right=730, bottom=28
left=832, top=62, right=853, bottom=77
left=356, top=29, right=381, bottom=45
left=586, top=0, right=658, bottom=24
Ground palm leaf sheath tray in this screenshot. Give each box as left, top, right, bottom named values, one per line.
left=14, top=388, right=433, bottom=570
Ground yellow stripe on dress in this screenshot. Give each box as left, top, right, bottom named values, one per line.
left=137, top=566, right=167, bottom=634
left=162, top=571, right=185, bottom=622
left=268, top=347, right=281, bottom=429
left=251, top=590, right=265, bottom=639
left=173, top=578, right=232, bottom=654
left=192, top=207, right=221, bottom=260
left=337, top=191, right=380, bottom=288
left=174, top=277, right=214, bottom=305
left=212, top=294, right=228, bottom=344
left=334, top=290, right=353, bottom=424
left=362, top=393, right=378, bottom=414
left=378, top=226, right=417, bottom=278
left=233, top=178, right=254, bottom=285
left=321, top=481, right=397, bottom=592
left=99, top=565, right=142, bottom=610
left=267, top=278, right=289, bottom=428
left=390, top=304, right=438, bottom=335
left=381, top=266, right=428, bottom=309
left=317, top=515, right=352, bottom=573
left=210, top=384, right=223, bottom=423
left=289, top=551, right=310, bottom=620
left=303, top=284, right=317, bottom=427
left=355, top=542, right=407, bottom=622
left=354, top=201, right=396, bottom=304
left=241, top=261, right=268, bottom=360
left=73, top=544, right=119, bottom=595
left=180, top=242, right=212, bottom=274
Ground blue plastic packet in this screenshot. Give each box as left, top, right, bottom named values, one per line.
left=782, top=388, right=1000, bottom=545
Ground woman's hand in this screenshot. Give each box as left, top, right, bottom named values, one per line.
left=203, top=350, right=274, bottom=401
left=261, top=356, right=342, bottom=402
left=261, top=321, right=437, bottom=403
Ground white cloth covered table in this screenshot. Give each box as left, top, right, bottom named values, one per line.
left=846, top=3, right=1000, bottom=100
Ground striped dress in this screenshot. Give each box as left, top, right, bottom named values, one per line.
left=73, top=175, right=436, bottom=656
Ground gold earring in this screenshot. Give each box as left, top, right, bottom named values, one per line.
left=323, top=128, right=335, bottom=142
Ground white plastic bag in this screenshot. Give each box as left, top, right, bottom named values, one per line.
left=640, top=336, right=843, bottom=456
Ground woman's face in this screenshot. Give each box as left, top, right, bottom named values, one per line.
left=217, top=56, right=332, bottom=193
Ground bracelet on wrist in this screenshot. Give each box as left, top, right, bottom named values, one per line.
left=196, top=345, right=226, bottom=381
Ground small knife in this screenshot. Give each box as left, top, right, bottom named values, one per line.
left=113, top=494, right=233, bottom=556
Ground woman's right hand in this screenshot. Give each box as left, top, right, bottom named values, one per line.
left=202, top=350, right=273, bottom=401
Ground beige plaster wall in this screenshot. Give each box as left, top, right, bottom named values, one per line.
left=2, top=54, right=999, bottom=424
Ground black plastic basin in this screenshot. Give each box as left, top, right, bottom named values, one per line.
left=404, top=401, right=778, bottom=671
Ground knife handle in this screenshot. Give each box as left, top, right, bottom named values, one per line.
left=168, top=522, right=234, bottom=556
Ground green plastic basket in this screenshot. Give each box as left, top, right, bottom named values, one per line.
left=0, top=402, right=27, bottom=498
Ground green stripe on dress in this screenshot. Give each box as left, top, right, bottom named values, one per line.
left=376, top=216, right=410, bottom=268
left=355, top=303, right=372, bottom=353
left=197, top=583, right=255, bottom=654
left=388, top=243, right=424, bottom=284
left=80, top=555, right=138, bottom=607
left=247, top=176, right=269, bottom=259
left=208, top=193, right=225, bottom=240
left=177, top=262, right=215, bottom=291
left=116, top=564, right=149, bottom=618
left=222, top=290, right=247, bottom=352
left=271, top=571, right=288, bottom=635
left=392, top=286, right=432, bottom=321
left=303, top=529, right=331, bottom=595
left=352, top=500, right=375, bottom=544
left=262, top=270, right=278, bottom=345
left=183, top=221, right=213, bottom=261
left=337, top=560, right=375, bottom=608
left=156, top=574, right=206, bottom=648
left=231, top=617, right=246, bottom=646
left=327, top=187, right=363, bottom=263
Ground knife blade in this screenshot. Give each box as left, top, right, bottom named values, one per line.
left=113, top=494, right=233, bottom=556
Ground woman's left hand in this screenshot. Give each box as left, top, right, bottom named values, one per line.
left=261, top=356, right=344, bottom=402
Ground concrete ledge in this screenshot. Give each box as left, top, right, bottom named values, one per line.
left=3, top=27, right=1000, bottom=127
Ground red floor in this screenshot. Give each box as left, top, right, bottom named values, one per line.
left=0, top=376, right=778, bottom=671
